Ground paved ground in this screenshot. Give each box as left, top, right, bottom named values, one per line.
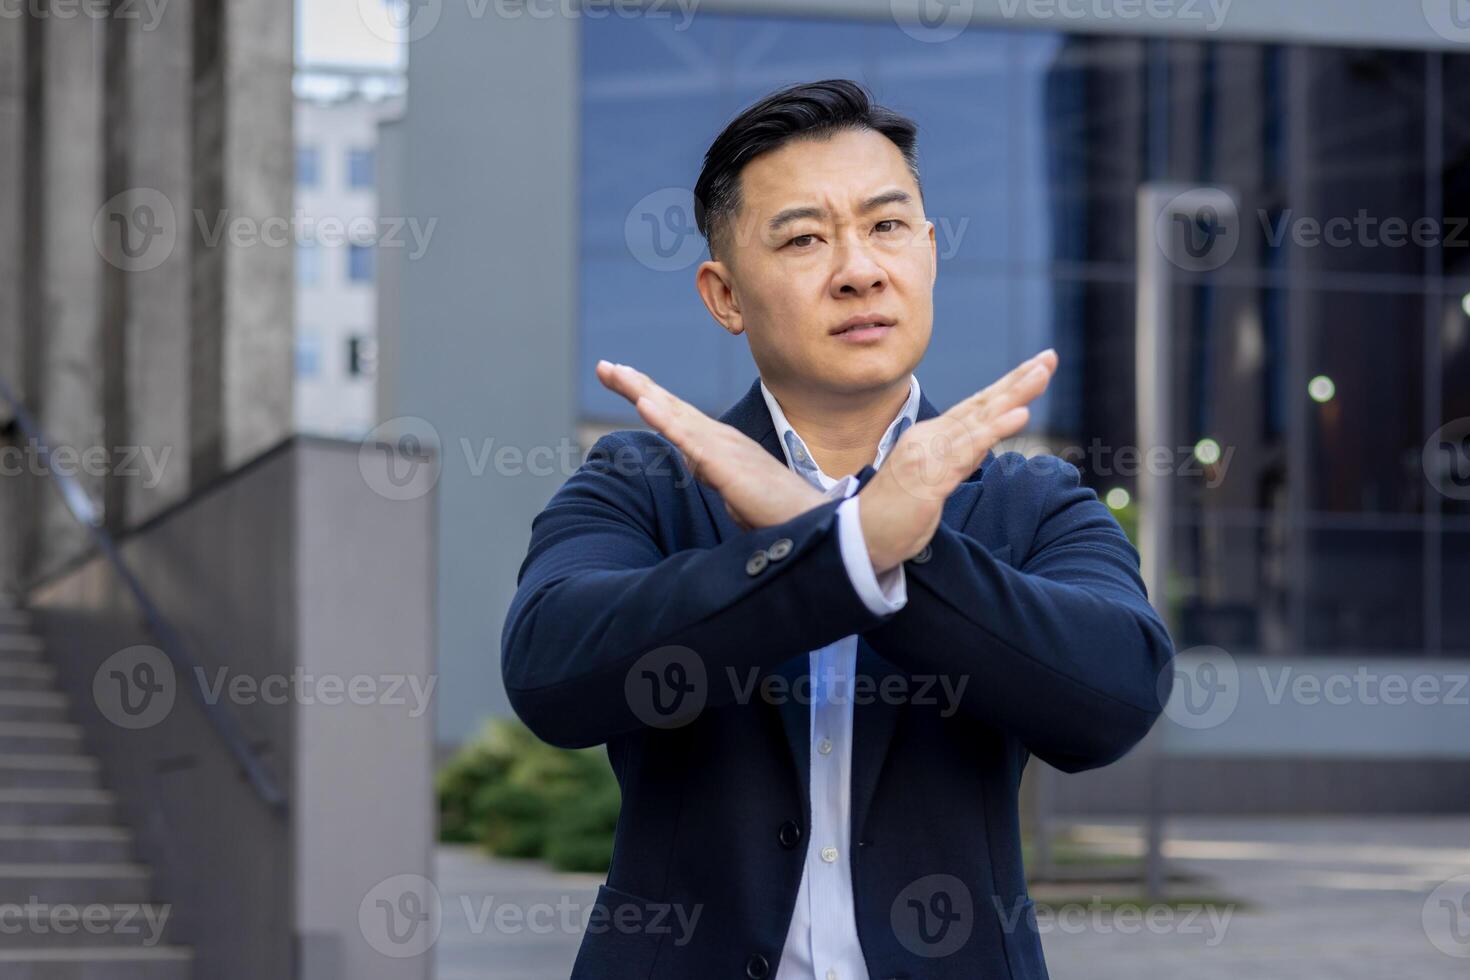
left=434, top=815, right=1470, bottom=979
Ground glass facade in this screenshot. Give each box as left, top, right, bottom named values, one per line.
left=580, top=15, right=1469, bottom=659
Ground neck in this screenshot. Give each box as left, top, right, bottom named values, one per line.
left=765, top=375, right=913, bottom=480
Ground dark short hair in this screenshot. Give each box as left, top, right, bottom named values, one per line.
left=692, top=79, right=922, bottom=261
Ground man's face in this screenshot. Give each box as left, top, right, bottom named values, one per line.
left=697, top=127, right=935, bottom=397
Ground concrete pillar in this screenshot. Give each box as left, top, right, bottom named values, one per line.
left=220, top=0, right=293, bottom=469
left=117, top=0, right=192, bottom=523
left=188, top=0, right=293, bottom=481
left=37, top=6, right=106, bottom=577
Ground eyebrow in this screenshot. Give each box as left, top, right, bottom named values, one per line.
left=765, top=189, right=914, bottom=234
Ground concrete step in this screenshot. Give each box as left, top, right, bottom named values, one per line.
left=0, top=609, right=33, bottom=630
left=0, top=826, right=132, bottom=865
left=0, top=903, right=174, bottom=948
left=0, top=692, right=70, bottom=724
left=0, top=788, right=116, bottom=826
left=0, top=635, right=44, bottom=657
left=0, top=662, right=59, bottom=693
left=0, top=755, right=103, bottom=791
left=0, top=945, right=192, bottom=979
left=0, top=723, right=85, bottom=756
left=0, top=863, right=152, bottom=904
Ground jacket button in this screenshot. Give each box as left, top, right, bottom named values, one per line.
left=745, top=551, right=769, bottom=576
left=911, top=543, right=932, bottom=564
left=745, top=953, right=770, bottom=979
left=767, top=537, right=793, bottom=561
left=777, top=820, right=801, bottom=849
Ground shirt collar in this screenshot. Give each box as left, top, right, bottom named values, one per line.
left=758, top=374, right=921, bottom=492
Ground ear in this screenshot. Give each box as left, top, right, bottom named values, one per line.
left=696, top=259, right=744, bottom=337
left=926, top=219, right=937, bottom=283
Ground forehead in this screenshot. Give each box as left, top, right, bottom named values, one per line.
left=737, top=127, right=917, bottom=214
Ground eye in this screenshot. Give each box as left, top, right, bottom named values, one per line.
left=786, top=233, right=818, bottom=248
left=874, top=219, right=904, bottom=234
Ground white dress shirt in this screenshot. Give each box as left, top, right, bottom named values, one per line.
left=759, top=375, right=921, bottom=980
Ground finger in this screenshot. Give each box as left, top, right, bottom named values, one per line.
left=956, top=357, right=1055, bottom=434
left=986, top=405, right=1031, bottom=444
left=942, top=367, right=1051, bottom=475
left=948, top=348, right=1056, bottom=421
left=597, top=360, right=664, bottom=407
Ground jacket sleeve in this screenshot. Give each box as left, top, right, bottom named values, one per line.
left=861, top=455, right=1176, bottom=773
left=501, top=432, right=894, bottom=749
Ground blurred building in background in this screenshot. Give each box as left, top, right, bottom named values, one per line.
left=293, top=69, right=405, bottom=439
left=383, top=0, right=1470, bottom=811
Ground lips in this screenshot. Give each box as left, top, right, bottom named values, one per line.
left=831, top=314, right=897, bottom=335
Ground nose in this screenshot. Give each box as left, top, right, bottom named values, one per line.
left=829, top=238, right=888, bottom=298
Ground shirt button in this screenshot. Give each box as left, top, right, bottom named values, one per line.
left=820, top=846, right=838, bottom=863
left=826, top=971, right=838, bottom=980
left=817, top=737, right=833, bottom=755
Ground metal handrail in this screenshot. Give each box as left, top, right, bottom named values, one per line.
left=0, top=372, right=288, bottom=816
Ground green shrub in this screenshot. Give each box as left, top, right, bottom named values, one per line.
left=437, top=718, right=621, bottom=873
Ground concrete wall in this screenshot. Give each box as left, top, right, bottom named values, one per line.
left=0, top=0, right=294, bottom=584
left=29, top=437, right=435, bottom=980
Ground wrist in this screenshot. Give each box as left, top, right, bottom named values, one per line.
left=858, top=485, right=904, bottom=574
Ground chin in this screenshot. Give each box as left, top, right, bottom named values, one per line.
left=819, top=355, right=916, bottom=395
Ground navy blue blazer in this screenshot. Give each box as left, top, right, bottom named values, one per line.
left=502, top=377, right=1176, bottom=980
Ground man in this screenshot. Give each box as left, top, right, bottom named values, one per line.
left=502, top=79, right=1175, bottom=980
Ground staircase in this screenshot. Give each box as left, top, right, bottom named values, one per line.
left=0, top=596, right=193, bottom=980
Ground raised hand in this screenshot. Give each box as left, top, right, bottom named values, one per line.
left=858, top=349, right=1059, bottom=573
left=596, top=360, right=827, bottom=530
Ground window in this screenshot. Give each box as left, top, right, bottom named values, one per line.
left=347, top=335, right=378, bottom=378
left=347, top=148, right=375, bottom=189
left=296, top=243, right=322, bottom=287
left=296, top=146, right=320, bottom=188
left=295, top=330, right=323, bottom=379
left=347, top=243, right=374, bottom=283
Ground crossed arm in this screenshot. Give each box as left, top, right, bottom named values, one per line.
left=501, top=352, right=1174, bottom=768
